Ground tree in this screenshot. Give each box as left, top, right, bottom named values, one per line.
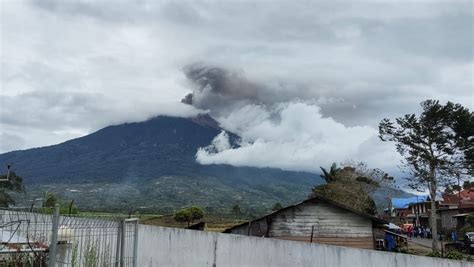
left=320, top=163, right=340, bottom=183
left=463, top=181, right=474, bottom=190
left=272, top=202, right=283, bottom=211
left=379, top=100, right=473, bottom=252
left=43, top=191, right=57, bottom=208
left=173, top=206, right=204, bottom=227
left=231, top=204, right=242, bottom=220
left=312, top=162, right=394, bottom=215
left=0, top=171, right=25, bottom=207
left=461, top=214, right=474, bottom=233
left=188, top=206, right=204, bottom=223
left=444, top=184, right=462, bottom=194
left=173, top=208, right=191, bottom=226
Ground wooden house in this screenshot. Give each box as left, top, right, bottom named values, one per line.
left=223, top=195, right=388, bottom=249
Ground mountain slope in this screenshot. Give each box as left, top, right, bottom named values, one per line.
left=1, top=115, right=321, bottom=213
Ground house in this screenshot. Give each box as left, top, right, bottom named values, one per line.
left=389, top=195, right=429, bottom=225
left=223, top=195, right=388, bottom=250
left=439, top=189, right=474, bottom=230
left=406, top=197, right=435, bottom=227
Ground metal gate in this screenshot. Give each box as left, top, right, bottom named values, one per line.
left=0, top=206, right=138, bottom=267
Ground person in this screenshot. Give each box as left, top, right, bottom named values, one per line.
left=426, top=227, right=431, bottom=239
left=451, top=231, right=457, bottom=242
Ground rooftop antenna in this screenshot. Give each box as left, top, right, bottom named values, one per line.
left=0, top=164, right=11, bottom=182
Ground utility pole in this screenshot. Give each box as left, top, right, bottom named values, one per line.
left=416, top=195, right=420, bottom=227
left=457, top=172, right=461, bottom=209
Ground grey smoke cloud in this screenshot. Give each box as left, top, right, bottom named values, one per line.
left=182, top=64, right=273, bottom=115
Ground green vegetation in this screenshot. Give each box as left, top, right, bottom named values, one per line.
left=312, top=162, right=394, bottom=215
left=460, top=214, right=474, bottom=234
left=84, top=242, right=99, bottom=267
left=231, top=204, right=242, bottom=220
left=444, top=250, right=463, bottom=260
left=426, top=251, right=442, bottom=258
left=272, top=202, right=283, bottom=211
left=426, top=250, right=465, bottom=261
left=173, top=206, right=204, bottom=227
left=43, top=191, right=57, bottom=207
left=464, top=181, right=474, bottom=189
left=18, top=173, right=314, bottom=215
left=71, top=243, right=79, bottom=267
left=379, top=99, right=473, bottom=252
left=40, top=191, right=78, bottom=215
left=0, top=170, right=25, bottom=207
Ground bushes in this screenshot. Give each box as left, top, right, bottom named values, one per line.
left=426, top=250, right=465, bottom=261
left=444, top=250, right=463, bottom=260
left=426, top=251, right=442, bottom=258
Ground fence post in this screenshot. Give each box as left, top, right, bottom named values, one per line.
left=115, top=219, right=122, bottom=267
left=48, top=204, right=60, bottom=267
left=120, top=219, right=125, bottom=267
left=133, top=218, right=139, bottom=267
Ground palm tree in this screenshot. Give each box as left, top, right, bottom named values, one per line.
left=320, top=163, right=339, bottom=183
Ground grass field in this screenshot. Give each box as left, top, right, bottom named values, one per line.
left=77, top=211, right=247, bottom=232
left=139, top=214, right=247, bottom=232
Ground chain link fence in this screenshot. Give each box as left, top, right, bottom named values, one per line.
left=0, top=206, right=138, bottom=267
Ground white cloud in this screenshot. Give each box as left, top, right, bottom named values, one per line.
left=197, top=102, right=401, bottom=173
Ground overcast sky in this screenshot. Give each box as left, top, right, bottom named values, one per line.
left=1, top=0, right=473, bottom=176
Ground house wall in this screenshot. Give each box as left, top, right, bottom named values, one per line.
left=228, top=200, right=375, bottom=249
left=439, top=209, right=459, bottom=230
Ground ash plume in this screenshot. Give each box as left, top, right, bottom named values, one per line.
left=181, top=63, right=278, bottom=115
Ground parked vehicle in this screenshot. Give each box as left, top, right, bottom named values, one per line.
left=464, top=232, right=474, bottom=254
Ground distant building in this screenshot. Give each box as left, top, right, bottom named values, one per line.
left=389, top=195, right=430, bottom=225
left=223, top=195, right=388, bottom=250
left=439, top=189, right=474, bottom=230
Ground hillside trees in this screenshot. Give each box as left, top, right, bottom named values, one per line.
left=231, top=204, right=242, bottom=220
left=0, top=168, right=25, bottom=207
left=379, top=100, right=473, bottom=252
left=312, top=162, right=395, bottom=215
left=272, top=202, right=283, bottom=211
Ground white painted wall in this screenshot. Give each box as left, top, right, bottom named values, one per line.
left=138, top=224, right=472, bottom=267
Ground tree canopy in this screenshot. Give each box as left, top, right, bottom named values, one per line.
left=0, top=171, right=25, bottom=207
left=43, top=191, right=57, bottom=208
left=379, top=99, right=473, bottom=252
left=173, top=206, right=204, bottom=227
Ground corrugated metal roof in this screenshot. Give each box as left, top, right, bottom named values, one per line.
left=391, top=195, right=429, bottom=209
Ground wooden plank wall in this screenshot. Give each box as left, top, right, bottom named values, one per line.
left=269, top=202, right=373, bottom=237
left=268, top=202, right=374, bottom=249
left=228, top=201, right=375, bottom=249
left=275, top=236, right=374, bottom=249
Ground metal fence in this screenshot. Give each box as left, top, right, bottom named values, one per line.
left=0, top=206, right=138, bottom=267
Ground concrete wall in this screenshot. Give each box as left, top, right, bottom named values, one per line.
left=137, top=224, right=472, bottom=267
